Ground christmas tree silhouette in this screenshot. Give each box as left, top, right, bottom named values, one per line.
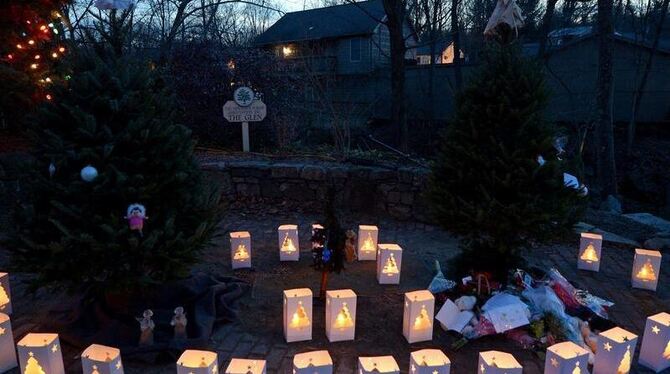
left=91, top=365, right=101, bottom=374
left=361, top=233, right=375, bottom=253
left=233, top=244, right=249, bottom=260
left=281, top=233, right=297, bottom=253
left=290, top=302, right=310, bottom=328
left=572, top=361, right=581, bottom=374
left=580, top=243, right=599, bottom=263
left=663, top=339, right=670, bottom=359
left=636, top=260, right=657, bottom=281
left=24, top=353, right=46, bottom=374
left=413, top=305, right=433, bottom=330
left=382, top=254, right=399, bottom=274
left=333, top=303, right=353, bottom=329
left=617, top=345, right=631, bottom=374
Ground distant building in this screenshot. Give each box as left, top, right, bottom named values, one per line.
left=415, top=39, right=466, bottom=65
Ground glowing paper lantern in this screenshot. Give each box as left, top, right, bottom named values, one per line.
left=81, top=344, right=124, bottom=374
left=325, top=289, right=356, bottom=342
left=357, top=356, right=399, bottom=374
left=293, top=350, right=333, bottom=374
left=593, top=327, right=638, bottom=374
left=0, top=313, right=17, bottom=372
left=225, top=358, right=266, bottom=374
left=278, top=224, right=299, bottom=261
left=230, top=231, right=251, bottom=269
left=403, top=290, right=435, bottom=343
left=409, top=349, right=450, bottom=374
left=283, top=288, right=312, bottom=343
left=357, top=225, right=378, bottom=261
left=376, top=244, right=402, bottom=285
left=176, top=350, right=218, bottom=374
left=639, top=312, right=670, bottom=372
left=0, top=272, right=12, bottom=314
left=544, top=341, right=589, bottom=374
left=577, top=232, right=602, bottom=272
left=632, top=249, right=662, bottom=291
left=477, top=351, right=522, bottom=374
left=17, top=333, right=65, bottom=374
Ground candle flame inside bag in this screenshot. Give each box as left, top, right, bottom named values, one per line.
left=233, top=244, right=250, bottom=260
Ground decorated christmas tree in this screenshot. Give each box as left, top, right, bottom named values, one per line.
left=428, top=44, right=584, bottom=276
left=11, top=49, right=221, bottom=296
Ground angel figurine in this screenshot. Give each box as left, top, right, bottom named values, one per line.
left=125, top=204, right=148, bottom=236
left=171, top=306, right=188, bottom=340
left=136, top=309, right=155, bottom=346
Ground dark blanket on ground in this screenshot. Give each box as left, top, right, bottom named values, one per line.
left=45, top=273, right=249, bottom=355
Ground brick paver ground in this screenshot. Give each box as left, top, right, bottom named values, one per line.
left=3, top=208, right=668, bottom=373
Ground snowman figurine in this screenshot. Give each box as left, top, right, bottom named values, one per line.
left=125, top=204, right=148, bottom=236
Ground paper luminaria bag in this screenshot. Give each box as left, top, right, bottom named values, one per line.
left=176, top=350, right=218, bottom=374
left=0, top=313, right=17, bottom=373
left=403, top=290, right=435, bottom=343
left=278, top=224, right=299, bottom=261
left=293, top=350, right=333, bottom=374
left=544, top=341, right=589, bottom=374
left=409, top=349, right=451, bottom=374
left=593, top=326, right=638, bottom=374
left=376, top=244, right=402, bottom=284
left=0, top=272, right=12, bottom=314
left=325, top=289, right=357, bottom=342
left=225, top=358, right=267, bottom=374
left=230, top=231, right=252, bottom=269
left=477, top=351, right=522, bottom=374
left=17, top=333, right=65, bottom=374
left=631, top=249, right=662, bottom=291
left=639, top=312, right=670, bottom=372
left=357, top=356, right=399, bottom=374
left=283, top=288, right=313, bottom=343
left=81, top=344, right=124, bottom=374
left=357, top=225, right=378, bottom=261
left=577, top=232, right=602, bottom=271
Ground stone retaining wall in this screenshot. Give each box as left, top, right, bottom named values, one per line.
left=202, top=160, right=431, bottom=222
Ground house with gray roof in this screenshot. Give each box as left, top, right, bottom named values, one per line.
left=255, top=0, right=417, bottom=76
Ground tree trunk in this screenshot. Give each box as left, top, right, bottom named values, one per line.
left=537, top=0, right=558, bottom=57
left=382, top=0, right=409, bottom=152
left=451, top=0, right=463, bottom=89
left=595, top=0, right=617, bottom=197
left=626, top=0, right=669, bottom=155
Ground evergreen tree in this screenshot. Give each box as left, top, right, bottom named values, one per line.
left=428, top=44, right=584, bottom=276
left=11, top=50, right=221, bottom=296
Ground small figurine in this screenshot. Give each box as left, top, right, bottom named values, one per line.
left=125, top=203, right=148, bottom=237
left=136, top=309, right=155, bottom=346
left=344, top=229, right=357, bottom=263
left=171, top=306, right=188, bottom=340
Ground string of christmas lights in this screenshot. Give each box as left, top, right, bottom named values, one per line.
left=1, top=1, right=70, bottom=102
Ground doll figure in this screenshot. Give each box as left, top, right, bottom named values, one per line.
left=171, top=306, right=188, bottom=340
left=125, top=204, right=148, bottom=236
left=136, top=309, right=155, bottom=346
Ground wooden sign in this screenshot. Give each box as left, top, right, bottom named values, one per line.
left=223, top=100, right=267, bottom=123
